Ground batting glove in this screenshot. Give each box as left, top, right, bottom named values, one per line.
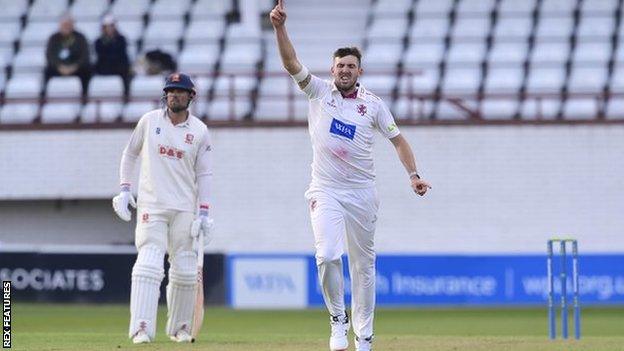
left=191, top=206, right=214, bottom=246
left=112, top=184, right=137, bottom=222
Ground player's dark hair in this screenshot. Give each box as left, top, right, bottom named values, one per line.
left=333, top=47, right=362, bottom=67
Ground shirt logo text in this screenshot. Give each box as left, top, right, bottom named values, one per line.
left=158, top=144, right=185, bottom=159
left=329, top=118, right=356, bottom=140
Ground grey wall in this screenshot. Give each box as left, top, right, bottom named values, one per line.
left=1, top=125, right=622, bottom=253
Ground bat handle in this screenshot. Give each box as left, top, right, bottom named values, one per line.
left=197, top=230, right=204, bottom=266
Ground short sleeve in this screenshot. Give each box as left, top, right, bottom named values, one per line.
left=301, top=74, right=331, bottom=100
left=375, top=100, right=400, bottom=139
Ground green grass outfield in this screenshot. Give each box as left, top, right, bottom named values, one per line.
left=9, top=303, right=624, bottom=351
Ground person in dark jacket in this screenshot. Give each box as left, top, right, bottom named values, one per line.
left=44, top=15, right=91, bottom=97
left=94, top=15, right=131, bottom=97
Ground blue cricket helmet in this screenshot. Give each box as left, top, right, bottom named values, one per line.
left=163, top=73, right=196, bottom=95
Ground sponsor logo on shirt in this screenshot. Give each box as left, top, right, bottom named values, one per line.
left=185, top=133, right=194, bottom=144
left=329, top=118, right=356, bottom=140
left=158, top=144, right=185, bottom=159
left=387, top=123, right=397, bottom=133
left=356, top=104, right=367, bottom=116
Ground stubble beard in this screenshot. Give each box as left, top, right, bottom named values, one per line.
left=168, top=100, right=188, bottom=113
left=335, top=78, right=357, bottom=93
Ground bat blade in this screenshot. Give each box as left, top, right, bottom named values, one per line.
left=191, top=233, right=205, bottom=342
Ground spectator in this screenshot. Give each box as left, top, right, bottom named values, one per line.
left=94, top=15, right=131, bottom=97
left=44, top=15, right=91, bottom=97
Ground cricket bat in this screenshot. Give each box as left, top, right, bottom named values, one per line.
left=191, top=231, right=204, bottom=342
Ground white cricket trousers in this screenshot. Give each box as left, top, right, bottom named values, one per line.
left=129, top=208, right=196, bottom=340
left=305, top=185, right=379, bottom=340
left=134, top=208, right=195, bottom=253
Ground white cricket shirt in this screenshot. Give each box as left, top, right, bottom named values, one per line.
left=301, top=75, right=400, bottom=188
left=122, top=109, right=212, bottom=212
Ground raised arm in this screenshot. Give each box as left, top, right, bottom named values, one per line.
left=270, top=0, right=312, bottom=89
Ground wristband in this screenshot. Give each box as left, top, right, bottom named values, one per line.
left=199, top=204, right=209, bottom=217
left=291, top=65, right=310, bottom=83
left=120, top=183, right=131, bottom=192
left=409, top=172, right=420, bottom=180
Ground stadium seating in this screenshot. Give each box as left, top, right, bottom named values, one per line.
left=70, top=0, right=110, bottom=20
left=82, top=71, right=126, bottom=123
left=0, top=103, right=40, bottom=124
left=20, top=21, right=58, bottom=47
left=185, top=19, right=226, bottom=45
left=115, top=19, right=145, bottom=43
left=498, top=0, right=536, bottom=15
left=0, top=0, right=621, bottom=124
left=207, top=97, right=251, bottom=120
left=492, top=17, right=533, bottom=41
left=28, top=0, right=68, bottom=21
left=143, top=19, right=185, bottom=49
left=110, top=0, right=150, bottom=20
left=122, top=101, right=159, bottom=122
left=75, top=20, right=102, bottom=43
left=119, top=76, right=164, bottom=122
left=41, top=77, right=82, bottom=123
left=191, top=0, right=232, bottom=20
left=0, top=20, right=22, bottom=47
left=178, top=44, right=220, bottom=74
left=4, top=74, right=43, bottom=100
left=149, top=0, right=192, bottom=20
left=0, top=0, right=29, bottom=20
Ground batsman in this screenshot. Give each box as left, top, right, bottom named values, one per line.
left=112, top=73, right=213, bottom=344
left=270, top=1, right=431, bottom=350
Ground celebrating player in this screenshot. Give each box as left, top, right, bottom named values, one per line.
left=270, top=1, right=431, bottom=350
left=112, top=73, right=213, bottom=344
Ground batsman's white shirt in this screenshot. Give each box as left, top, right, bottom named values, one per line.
left=301, top=75, right=400, bottom=189
left=123, top=109, right=211, bottom=212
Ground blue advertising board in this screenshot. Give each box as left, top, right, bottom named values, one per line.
left=225, top=254, right=624, bottom=307
left=307, top=255, right=624, bottom=306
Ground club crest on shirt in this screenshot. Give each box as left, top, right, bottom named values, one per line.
left=329, top=118, right=356, bottom=140
left=155, top=127, right=161, bottom=135
left=356, top=104, right=367, bottom=116
left=185, top=133, right=194, bottom=144
left=142, top=213, right=149, bottom=223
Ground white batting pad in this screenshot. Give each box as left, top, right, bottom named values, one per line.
left=129, top=244, right=165, bottom=340
left=165, top=250, right=197, bottom=337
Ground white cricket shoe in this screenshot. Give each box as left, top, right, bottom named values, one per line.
left=355, top=335, right=374, bottom=351
left=329, top=313, right=350, bottom=351
left=132, top=330, right=151, bottom=344
left=170, top=328, right=193, bottom=343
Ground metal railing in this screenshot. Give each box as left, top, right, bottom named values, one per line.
left=1, top=70, right=623, bottom=129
